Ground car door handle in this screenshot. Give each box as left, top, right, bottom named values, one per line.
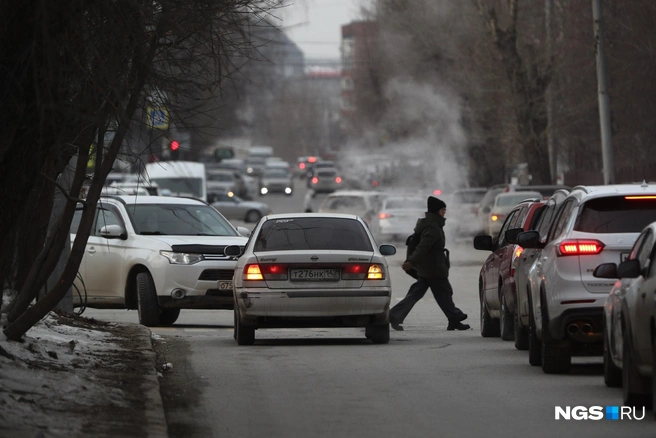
left=88, top=247, right=96, bottom=254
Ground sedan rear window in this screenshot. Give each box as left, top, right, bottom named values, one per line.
left=575, top=196, right=656, bottom=233
left=255, top=218, right=373, bottom=252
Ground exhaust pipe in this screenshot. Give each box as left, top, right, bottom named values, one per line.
left=567, top=323, right=580, bottom=334
left=171, top=288, right=186, bottom=299
left=580, top=323, right=593, bottom=334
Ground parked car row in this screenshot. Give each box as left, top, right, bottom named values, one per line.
left=474, top=181, right=656, bottom=412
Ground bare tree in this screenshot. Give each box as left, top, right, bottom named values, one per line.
left=0, top=0, right=283, bottom=340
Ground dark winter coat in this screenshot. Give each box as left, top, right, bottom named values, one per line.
left=407, top=212, right=449, bottom=279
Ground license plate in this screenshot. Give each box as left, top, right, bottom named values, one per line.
left=620, top=252, right=630, bottom=263
left=290, top=268, right=339, bottom=281
left=218, top=280, right=233, bottom=290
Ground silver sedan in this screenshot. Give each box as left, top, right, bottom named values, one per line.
left=225, top=213, right=397, bottom=345
left=211, top=193, right=271, bottom=223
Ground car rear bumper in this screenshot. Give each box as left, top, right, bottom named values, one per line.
left=546, top=306, right=604, bottom=343
left=235, top=287, right=391, bottom=319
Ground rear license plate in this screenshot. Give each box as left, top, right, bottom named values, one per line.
left=620, top=252, right=630, bottom=263
left=218, top=280, right=233, bottom=290
left=290, top=268, right=339, bottom=281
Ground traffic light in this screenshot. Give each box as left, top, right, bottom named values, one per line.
left=169, top=140, right=180, bottom=160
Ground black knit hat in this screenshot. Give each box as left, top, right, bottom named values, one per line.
left=427, top=196, right=446, bottom=213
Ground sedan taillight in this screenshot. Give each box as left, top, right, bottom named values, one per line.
left=342, top=263, right=385, bottom=280
left=557, top=240, right=605, bottom=256
left=243, top=264, right=288, bottom=280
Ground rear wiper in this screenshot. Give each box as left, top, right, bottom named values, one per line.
left=140, top=231, right=168, bottom=235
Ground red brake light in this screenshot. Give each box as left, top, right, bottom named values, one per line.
left=299, top=163, right=306, bottom=169
left=378, top=212, right=392, bottom=219
left=308, top=156, right=317, bottom=163
left=243, top=264, right=288, bottom=280
left=311, top=177, right=319, bottom=184
left=372, top=180, right=379, bottom=187
left=335, top=176, right=342, bottom=183
left=433, top=189, right=442, bottom=195
left=558, top=240, right=605, bottom=256
left=342, top=263, right=369, bottom=280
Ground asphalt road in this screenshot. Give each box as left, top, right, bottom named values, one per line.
left=84, top=185, right=656, bottom=437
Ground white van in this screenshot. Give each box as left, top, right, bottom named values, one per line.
left=144, top=161, right=207, bottom=201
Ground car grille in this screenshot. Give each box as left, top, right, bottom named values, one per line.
left=199, top=269, right=234, bottom=281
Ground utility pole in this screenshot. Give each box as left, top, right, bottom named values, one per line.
left=545, top=0, right=557, bottom=184
left=592, top=0, right=614, bottom=184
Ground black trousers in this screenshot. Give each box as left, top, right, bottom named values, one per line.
left=390, top=277, right=466, bottom=323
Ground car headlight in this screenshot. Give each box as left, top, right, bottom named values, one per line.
left=160, top=250, right=203, bottom=265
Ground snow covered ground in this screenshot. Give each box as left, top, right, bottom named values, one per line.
left=0, top=311, right=167, bottom=437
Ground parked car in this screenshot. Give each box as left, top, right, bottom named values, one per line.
left=518, top=183, right=656, bottom=374
left=318, top=190, right=386, bottom=226
left=70, top=196, right=250, bottom=327
left=512, top=189, right=570, bottom=353
left=259, top=167, right=294, bottom=196
left=594, top=221, right=656, bottom=407
left=225, top=213, right=397, bottom=345
left=211, top=192, right=271, bottom=223
left=370, top=195, right=424, bottom=242
left=474, top=198, right=545, bottom=340
left=486, top=191, right=541, bottom=238
left=445, top=187, right=487, bottom=237
left=309, top=167, right=343, bottom=194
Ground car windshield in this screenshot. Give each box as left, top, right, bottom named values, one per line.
left=262, top=169, right=289, bottom=178
left=150, top=177, right=202, bottom=198
left=254, top=217, right=373, bottom=252
left=575, top=196, right=656, bottom=233
left=323, top=196, right=367, bottom=210
left=207, top=172, right=234, bottom=182
left=128, top=204, right=238, bottom=236
left=385, top=198, right=424, bottom=209
left=495, top=192, right=540, bottom=207
left=317, top=169, right=336, bottom=177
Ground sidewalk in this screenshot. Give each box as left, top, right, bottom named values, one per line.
left=0, top=312, right=167, bottom=437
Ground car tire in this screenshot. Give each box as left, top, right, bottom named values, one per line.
left=603, top=322, right=622, bottom=387
left=541, top=342, right=571, bottom=374
left=136, top=272, right=160, bottom=327
left=366, top=323, right=390, bottom=344
left=245, top=210, right=262, bottom=223
left=527, top=295, right=542, bottom=366
left=234, top=307, right=255, bottom=346
left=652, top=331, right=656, bottom=418
left=622, top=326, right=650, bottom=407
left=159, top=308, right=180, bottom=326
left=499, top=290, right=514, bottom=341
left=514, top=297, right=529, bottom=350
left=480, top=287, right=500, bottom=338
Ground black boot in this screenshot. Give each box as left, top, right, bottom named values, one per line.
left=447, top=321, right=471, bottom=331
left=390, top=318, right=404, bottom=331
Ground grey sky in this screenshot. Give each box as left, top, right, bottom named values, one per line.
left=280, top=0, right=371, bottom=60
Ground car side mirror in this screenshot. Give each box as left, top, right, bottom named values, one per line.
left=99, top=224, right=127, bottom=240
left=237, top=226, right=251, bottom=237
left=379, top=244, right=396, bottom=256
left=617, top=259, right=641, bottom=279
left=593, top=263, right=618, bottom=279
left=517, top=231, right=542, bottom=249
left=473, top=235, right=494, bottom=251
left=505, top=228, right=523, bottom=244
left=224, top=245, right=243, bottom=257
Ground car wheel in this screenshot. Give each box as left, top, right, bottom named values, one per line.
left=622, top=326, right=650, bottom=407
left=499, top=290, right=514, bottom=341
left=136, top=272, right=160, bottom=327
left=366, top=323, right=390, bottom=344
left=245, top=210, right=262, bottom=223
left=480, top=287, right=500, bottom=338
left=603, top=321, right=622, bottom=387
left=527, top=294, right=542, bottom=366
left=514, top=298, right=529, bottom=350
left=234, top=307, right=255, bottom=346
left=159, top=308, right=180, bottom=326
left=541, top=341, right=571, bottom=374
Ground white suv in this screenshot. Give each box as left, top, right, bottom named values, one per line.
left=70, top=196, right=249, bottom=326
left=518, top=183, right=656, bottom=373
